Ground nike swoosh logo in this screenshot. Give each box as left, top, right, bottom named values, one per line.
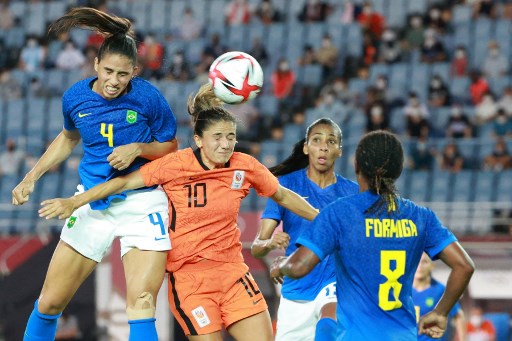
left=302, top=196, right=309, bottom=199
left=78, top=113, right=91, bottom=118
left=155, top=237, right=167, bottom=241
left=189, top=176, right=200, bottom=180
left=252, top=298, right=263, bottom=305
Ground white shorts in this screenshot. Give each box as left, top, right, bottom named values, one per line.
left=60, top=185, right=171, bottom=262
left=275, top=282, right=337, bottom=341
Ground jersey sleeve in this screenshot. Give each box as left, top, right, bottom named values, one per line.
left=261, top=196, right=283, bottom=221
left=424, top=208, right=458, bottom=260
left=139, top=151, right=181, bottom=186
left=147, top=87, right=177, bottom=142
left=62, top=92, right=76, bottom=131
left=246, top=158, right=279, bottom=197
left=296, top=205, right=338, bottom=260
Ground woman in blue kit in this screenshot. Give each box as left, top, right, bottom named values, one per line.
left=251, top=118, right=359, bottom=341
left=12, top=8, right=177, bottom=341
left=270, top=130, right=475, bottom=341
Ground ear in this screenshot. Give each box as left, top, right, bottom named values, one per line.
left=132, top=65, right=139, bottom=77
left=193, top=135, right=202, bottom=148
left=303, top=142, right=308, bottom=155
left=337, top=146, right=343, bottom=158
left=94, top=57, right=99, bottom=72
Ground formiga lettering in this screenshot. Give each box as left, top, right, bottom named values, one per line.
left=365, top=219, right=418, bottom=238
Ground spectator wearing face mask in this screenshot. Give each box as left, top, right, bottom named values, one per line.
left=428, top=74, right=451, bottom=107
left=466, top=306, right=496, bottom=341
left=469, top=70, right=490, bottom=105
left=404, top=92, right=430, bottom=138
left=446, top=105, right=473, bottom=139
left=498, top=87, right=512, bottom=115
left=408, top=135, right=436, bottom=170
left=315, top=34, right=339, bottom=78
left=403, top=15, right=425, bottom=51
left=484, top=137, right=511, bottom=171
left=424, top=6, right=447, bottom=33
left=482, top=41, right=509, bottom=79
left=491, top=108, right=512, bottom=137
left=472, top=0, right=497, bottom=20
left=357, top=1, right=386, bottom=40
left=166, top=50, right=191, bottom=82
left=0, top=139, right=25, bottom=177
left=451, top=46, right=469, bottom=77
left=298, top=0, right=331, bottom=23
left=420, top=29, right=447, bottom=64
left=379, top=28, right=401, bottom=64
left=271, top=58, right=296, bottom=100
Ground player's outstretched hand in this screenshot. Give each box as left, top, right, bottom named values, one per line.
left=12, top=179, right=36, bottom=206
left=269, top=232, right=290, bottom=250
left=270, top=256, right=287, bottom=285
left=418, top=310, right=447, bottom=339
left=39, top=198, right=76, bottom=220
left=107, top=143, right=140, bottom=170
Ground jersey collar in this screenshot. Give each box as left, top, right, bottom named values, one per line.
left=193, top=148, right=231, bottom=170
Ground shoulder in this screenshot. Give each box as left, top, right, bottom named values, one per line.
left=63, top=77, right=94, bottom=100
left=277, top=169, right=305, bottom=185
left=132, top=77, right=161, bottom=95
left=335, top=174, right=359, bottom=191
left=230, top=152, right=261, bottom=167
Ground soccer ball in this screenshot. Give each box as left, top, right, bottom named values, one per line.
left=208, top=51, right=264, bottom=105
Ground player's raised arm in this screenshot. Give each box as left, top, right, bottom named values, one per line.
left=38, top=170, right=146, bottom=220
left=270, top=185, right=319, bottom=221
left=12, top=129, right=81, bottom=206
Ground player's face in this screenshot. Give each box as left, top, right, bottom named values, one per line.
left=304, top=124, right=342, bottom=173
left=414, top=253, right=433, bottom=281
left=93, top=53, right=138, bottom=100
left=195, top=121, right=237, bottom=169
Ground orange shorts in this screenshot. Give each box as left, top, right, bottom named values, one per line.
left=167, top=260, right=268, bottom=336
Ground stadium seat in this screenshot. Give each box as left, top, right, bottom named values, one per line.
left=450, top=170, right=473, bottom=201
left=346, top=24, right=363, bottom=57
left=370, top=63, right=389, bottom=83
left=46, top=1, right=67, bottom=22
left=474, top=170, right=497, bottom=202
left=305, top=23, right=326, bottom=49
left=430, top=62, right=450, bottom=83
left=259, top=140, right=282, bottom=168
left=407, top=0, right=427, bottom=14
left=300, top=64, right=323, bottom=87
left=266, top=23, right=286, bottom=52
left=206, top=0, right=226, bottom=26
left=495, top=170, right=512, bottom=202
left=452, top=5, right=472, bottom=24
left=148, top=0, right=168, bottom=32
left=257, top=94, right=279, bottom=118
left=453, top=22, right=472, bottom=48
left=227, top=24, right=248, bottom=51
left=429, top=170, right=452, bottom=202
left=25, top=1, right=45, bottom=35
left=404, top=170, right=429, bottom=202
left=387, top=0, right=406, bottom=28
left=450, top=77, right=470, bottom=102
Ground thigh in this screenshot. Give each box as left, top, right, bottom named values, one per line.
left=167, top=269, right=224, bottom=336
left=314, top=282, right=337, bottom=318
left=60, top=202, right=115, bottom=262
left=39, top=240, right=97, bottom=314
left=227, top=310, right=273, bottom=341
left=122, top=248, right=167, bottom=306
left=220, top=264, right=271, bottom=334
left=275, top=297, right=317, bottom=341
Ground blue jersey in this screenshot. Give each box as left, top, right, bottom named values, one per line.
left=261, top=168, right=358, bottom=301
left=413, top=279, right=461, bottom=341
left=297, top=191, right=457, bottom=341
left=62, top=77, right=177, bottom=209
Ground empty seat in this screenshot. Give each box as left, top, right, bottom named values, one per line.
left=148, top=0, right=168, bottom=31
left=451, top=170, right=473, bottom=201
left=453, top=5, right=472, bottom=23
left=474, top=170, right=497, bottom=202
left=405, top=170, right=429, bottom=202
left=430, top=170, right=452, bottom=202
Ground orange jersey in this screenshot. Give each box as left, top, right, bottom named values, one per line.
left=139, top=148, right=279, bottom=272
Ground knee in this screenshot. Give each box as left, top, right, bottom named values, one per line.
left=126, top=292, right=156, bottom=320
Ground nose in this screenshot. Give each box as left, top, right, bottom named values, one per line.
left=220, top=137, right=230, bottom=148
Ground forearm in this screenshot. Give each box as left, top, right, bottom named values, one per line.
left=136, top=139, right=177, bottom=160
left=251, top=238, right=273, bottom=258
left=25, top=131, right=79, bottom=181
left=434, top=267, right=473, bottom=316
left=71, top=177, right=131, bottom=209
left=272, top=186, right=318, bottom=221
left=279, top=251, right=317, bottom=279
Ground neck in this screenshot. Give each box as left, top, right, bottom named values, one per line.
left=306, top=167, right=336, bottom=188
left=413, top=276, right=431, bottom=290
left=200, top=149, right=225, bottom=169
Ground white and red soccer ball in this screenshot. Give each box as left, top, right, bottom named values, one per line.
left=208, top=51, right=264, bottom=105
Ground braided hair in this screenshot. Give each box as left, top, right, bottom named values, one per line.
left=269, top=118, right=342, bottom=176
left=356, top=130, right=403, bottom=215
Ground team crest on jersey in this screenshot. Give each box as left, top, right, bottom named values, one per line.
left=126, top=110, right=137, bottom=124
left=67, top=216, right=77, bottom=228
left=231, top=170, right=245, bottom=189
left=191, top=306, right=210, bottom=328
